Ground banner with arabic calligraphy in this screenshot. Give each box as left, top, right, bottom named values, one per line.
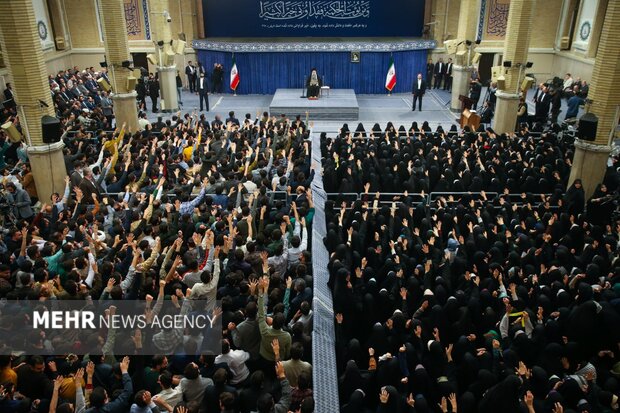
left=203, top=0, right=425, bottom=37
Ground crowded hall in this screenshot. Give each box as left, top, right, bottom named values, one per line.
left=0, top=0, right=619, bottom=412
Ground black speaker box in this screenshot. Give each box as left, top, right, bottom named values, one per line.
left=578, top=112, right=598, bottom=141
left=41, top=115, right=62, bottom=144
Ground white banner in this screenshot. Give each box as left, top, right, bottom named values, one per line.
left=32, top=0, right=55, bottom=51
left=573, top=0, right=599, bottom=51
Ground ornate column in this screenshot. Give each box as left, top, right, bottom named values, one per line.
left=99, top=0, right=139, bottom=131
left=450, top=0, right=480, bottom=111
left=149, top=0, right=179, bottom=112
left=494, top=0, right=536, bottom=134
left=568, top=0, right=620, bottom=198
left=0, top=0, right=67, bottom=202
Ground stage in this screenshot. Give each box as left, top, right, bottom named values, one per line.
left=269, top=89, right=359, bottom=120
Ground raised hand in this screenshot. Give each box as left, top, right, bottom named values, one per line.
left=379, top=387, right=389, bottom=404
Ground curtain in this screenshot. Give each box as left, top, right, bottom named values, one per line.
left=197, top=50, right=428, bottom=95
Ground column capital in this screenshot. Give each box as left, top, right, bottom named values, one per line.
left=453, top=65, right=473, bottom=73
left=27, top=141, right=65, bottom=154
left=496, top=90, right=520, bottom=100
left=574, top=138, right=612, bottom=153
left=111, top=91, right=138, bottom=100
left=157, top=65, right=178, bottom=73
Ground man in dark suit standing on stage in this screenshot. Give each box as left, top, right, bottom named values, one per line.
left=534, top=84, right=551, bottom=124
left=185, top=61, right=196, bottom=93
left=444, top=58, right=453, bottom=91
left=412, top=73, right=426, bottom=111
left=198, top=72, right=209, bottom=112
left=469, top=77, right=482, bottom=111
left=426, top=60, right=435, bottom=90
left=434, top=58, right=445, bottom=89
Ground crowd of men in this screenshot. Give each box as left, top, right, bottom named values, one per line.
left=0, top=66, right=315, bottom=413
left=322, top=123, right=620, bottom=412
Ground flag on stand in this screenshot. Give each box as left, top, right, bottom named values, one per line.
left=385, top=56, right=396, bottom=92
left=230, top=57, right=239, bottom=91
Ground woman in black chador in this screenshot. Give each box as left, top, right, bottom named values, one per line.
left=306, top=68, right=322, bottom=99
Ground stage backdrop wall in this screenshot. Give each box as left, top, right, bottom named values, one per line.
left=197, top=50, right=427, bottom=95
left=203, top=0, right=425, bottom=37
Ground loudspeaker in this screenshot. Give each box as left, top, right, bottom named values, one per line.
left=126, top=76, right=137, bottom=91
left=497, top=76, right=506, bottom=91
left=41, top=115, right=62, bottom=144
left=521, top=76, right=534, bottom=92
left=147, top=53, right=158, bottom=65
left=444, top=39, right=457, bottom=55
left=472, top=52, right=482, bottom=64
left=1, top=121, right=22, bottom=143
left=578, top=113, right=598, bottom=141
left=164, top=50, right=176, bottom=66
left=55, top=36, right=66, bottom=51
left=97, top=77, right=111, bottom=92
left=491, top=65, right=505, bottom=82
left=455, top=50, right=467, bottom=65
left=173, top=39, right=186, bottom=55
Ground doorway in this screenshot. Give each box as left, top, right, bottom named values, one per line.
left=478, top=53, right=495, bottom=84
left=131, top=53, right=149, bottom=74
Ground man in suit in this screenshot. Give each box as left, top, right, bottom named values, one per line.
left=534, top=84, right=551, bottom=124
left=426, top=60, right=435, bottom=90
left=469, top=77, right=482, bottom=111
left=78, top=167, right=101, bottom=204
left=185, top=61, right=196, bottom=93
left=3, top=83, right=16, bottom=111
left=434, top=58, right=445, bottom=89
left=444, top=58, right=453, bottom=91
left=198, top=73, right=209, bottom=112
left=412, top=73, right=426, bottom=111
left=225, top=111, right=240, bottom=126
left=532, top=83, right=545, bottom=102
left=211, top=63, right=224, bottom=94
left=148, top=74, right=160, bottom=113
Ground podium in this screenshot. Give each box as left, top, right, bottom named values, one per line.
left=461, top=108, right=481, bottom=130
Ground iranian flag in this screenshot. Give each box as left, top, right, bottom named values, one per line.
left=385, top=56, right=396, bottom=92
left=230, top=57, right=239, bottom=91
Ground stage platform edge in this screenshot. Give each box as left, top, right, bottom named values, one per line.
left=269, top=89, right=359, bottom=121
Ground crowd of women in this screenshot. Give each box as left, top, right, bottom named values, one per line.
left=322, top=122, right=620, bottom=413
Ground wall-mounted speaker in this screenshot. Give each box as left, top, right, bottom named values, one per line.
left=497, top=76, right=506, bottom=91
left=97, top=77, right=111, bottom=92
left=491, top=65, right=505, bottom=82
left=147, top=54, right=158, bottom=65
left=578, top=112, right=598, bottom=141
left=444, top=39, right=457, bottom=55
left=521, top=76, right=534, bottom=92
left=173, top=39, right=186, bottom=55
left=55, top=36, right=66, bottom=51
left=126, top=76, right=137, bottom=91
left=1, top=121, right=22, bottom=143
left=41, top=115, right=61, bottom=144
